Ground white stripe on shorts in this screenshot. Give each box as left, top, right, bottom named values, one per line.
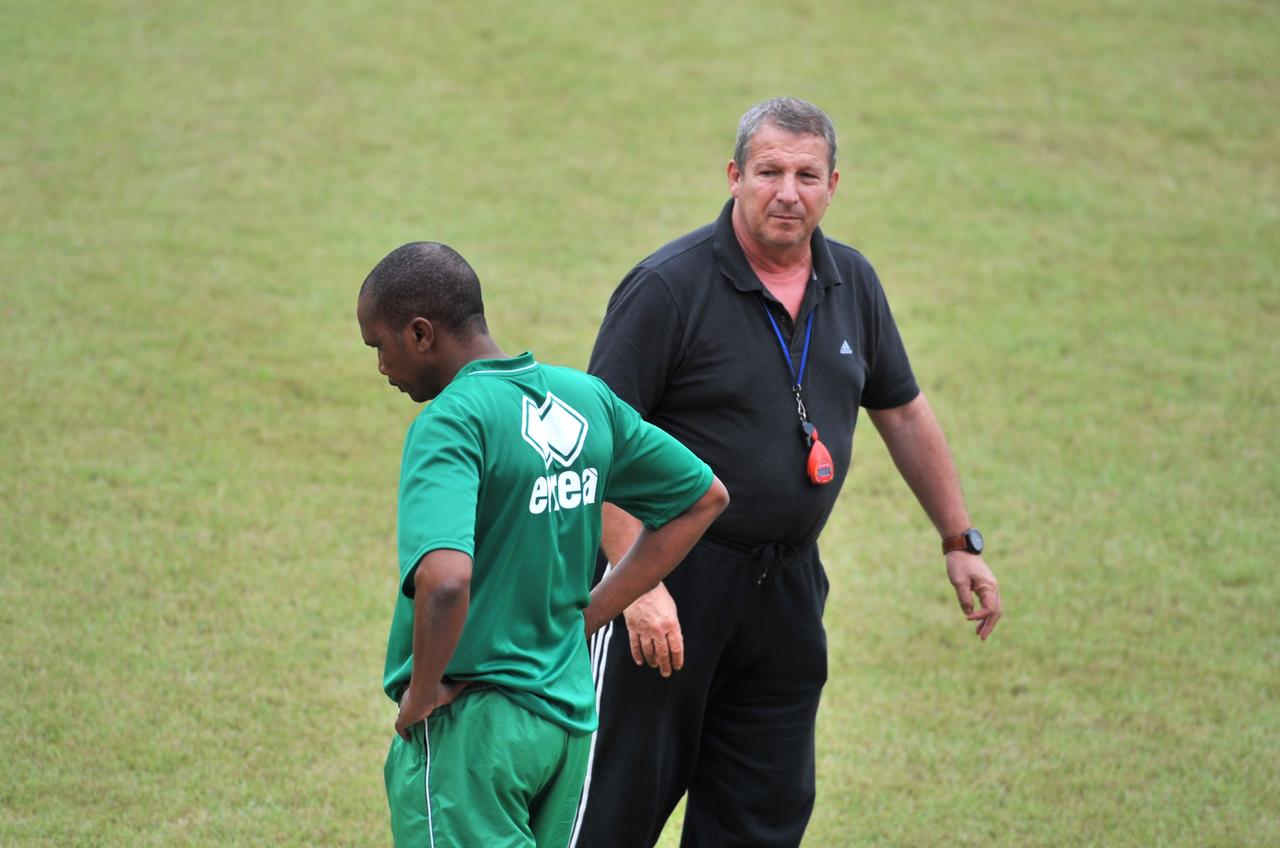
left=569, top=562, right=616, bottom=848
left=423, top=722, right=436, bottom=848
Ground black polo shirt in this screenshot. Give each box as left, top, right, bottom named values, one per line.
left=589, top=199, right=920, bottom=547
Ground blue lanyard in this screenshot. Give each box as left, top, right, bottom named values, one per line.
left=760, top=300, right=814, bottom=393
left=760, top=296, right=833, bottom=484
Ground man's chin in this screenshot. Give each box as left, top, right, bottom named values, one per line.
left=764, top=228, right=809, bottom=249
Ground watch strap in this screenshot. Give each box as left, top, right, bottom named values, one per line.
left=942, top=528, right=983, bottom=555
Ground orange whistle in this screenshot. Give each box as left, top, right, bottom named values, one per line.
left=806, top=427, right=834, bottom=485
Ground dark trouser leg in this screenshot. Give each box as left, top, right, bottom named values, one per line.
left=570, top=544, right=754, bottom=848
left=680, top=545, right=830, bottom=848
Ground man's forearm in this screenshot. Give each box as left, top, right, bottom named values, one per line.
left=407, top=549, right=472, bottom=697
left=600, top=502, right=644, bottom=566
left=868, top=393, right=971, bottom=537
left=869, top=393, right=1003, bottom=640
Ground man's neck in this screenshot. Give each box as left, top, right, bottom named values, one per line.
left=441, top=335, right=509, bottom=384
left=732, top=208, right=811, bottom=320
left=462, top=335, right=507, bottom=364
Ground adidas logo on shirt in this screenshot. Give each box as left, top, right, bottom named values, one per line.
left=839, top=340, right=853, bottom=355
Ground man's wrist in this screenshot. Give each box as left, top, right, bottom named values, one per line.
left=406, top=675, right=439, bottom=699
left=941, top=528, right=984, bottom=555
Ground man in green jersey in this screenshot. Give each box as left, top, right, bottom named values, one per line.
left=357, top=242, right=728, bottom=848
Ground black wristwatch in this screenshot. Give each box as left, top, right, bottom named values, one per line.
left=942, top=528, right=984, bottom=555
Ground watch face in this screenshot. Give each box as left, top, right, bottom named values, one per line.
left=965, top=529, right=985, bottom=554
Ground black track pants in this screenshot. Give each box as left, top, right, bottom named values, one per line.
left=570, top=537, right=830, bottom=848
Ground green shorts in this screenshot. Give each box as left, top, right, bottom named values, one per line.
left=384, top=687, right=591, bottom=848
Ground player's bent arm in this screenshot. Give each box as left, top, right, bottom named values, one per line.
left=405, top=549, right=472, bottom=706
left=584, top=477, right=729, bottom=638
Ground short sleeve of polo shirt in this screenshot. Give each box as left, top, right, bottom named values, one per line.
left=859, top=265, right=920, bottom=410
left=395, top=407, right=482, bottom=597
left=602, top=390, right=712, bottom=530
left=588, top=267, right=682, bottom=417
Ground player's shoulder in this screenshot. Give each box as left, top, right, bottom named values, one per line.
left=606, top=222, right=717, bottom=318
left=631, top=221, right=716, bottom=279
left=538, top=362, right=616, bottom=400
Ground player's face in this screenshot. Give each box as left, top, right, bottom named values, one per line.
left=728, top=123, right=839, bottom=256
left=357, top=298, right=434, bottom=403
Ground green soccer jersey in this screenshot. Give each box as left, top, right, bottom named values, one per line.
left=382, top=352, right=713, bottom=734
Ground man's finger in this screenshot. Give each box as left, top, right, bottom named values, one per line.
left=966, top=606, right=1001, bottom=638
left=641, top=637, right=661, bottom=668
left=667, top=630, right=685, bottom=672
left=656, top=645, right=672, bottom=678
left=630, top=632, right=645, bottom=665
left=655, top=650, right=675, bottom=686
left=964, top=580, right=1002, bottom=640
left=650, top=637, right=673, bottom=673
left=980, top=609, right=1002, bottom=640
left=972, top=585, right=1001, bottom=617
left=952, top=581, right=975, bottom=615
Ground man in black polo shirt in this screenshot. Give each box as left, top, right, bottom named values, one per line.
left=570, top=97, right=1003, bottom=848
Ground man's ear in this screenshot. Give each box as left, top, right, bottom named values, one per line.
left=408, top=316, right=435, bottom=351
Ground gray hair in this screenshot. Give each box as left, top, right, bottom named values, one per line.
left=733, top=97, right=837, bottom=175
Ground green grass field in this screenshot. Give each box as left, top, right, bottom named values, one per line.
left=3, top=1, right=1276, bottom=845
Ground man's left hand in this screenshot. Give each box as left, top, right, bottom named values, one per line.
left=945, top=552, right=1002, bottom=640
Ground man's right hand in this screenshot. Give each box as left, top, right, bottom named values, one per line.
left=623, top=581, right=684, bottom=677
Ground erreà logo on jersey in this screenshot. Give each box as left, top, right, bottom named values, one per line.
left=521, top=392, right=598, bottom=514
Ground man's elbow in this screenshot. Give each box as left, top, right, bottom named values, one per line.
left=414, top=552, right=473, bottom=601
left=702, top=476, right=730, bottom=517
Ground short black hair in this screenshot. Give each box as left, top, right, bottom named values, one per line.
left=359, top=242, right=488, bottom=336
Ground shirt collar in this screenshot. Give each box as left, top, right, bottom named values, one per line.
left=454, top=351, right=538, bottom=380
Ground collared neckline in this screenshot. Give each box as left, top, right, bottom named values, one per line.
left=455, top=351, right=538, bottom=380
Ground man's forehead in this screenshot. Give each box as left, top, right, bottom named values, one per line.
left=356, top=293, right=380, bottom=324
left=747, top=127, right=830, bottom=167
left=356, top=296, right=382, bottom=335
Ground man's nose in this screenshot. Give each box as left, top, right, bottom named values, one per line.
left=378, top=355, right=388, bottom=375
left=777, top=173, right=800, bottom=202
